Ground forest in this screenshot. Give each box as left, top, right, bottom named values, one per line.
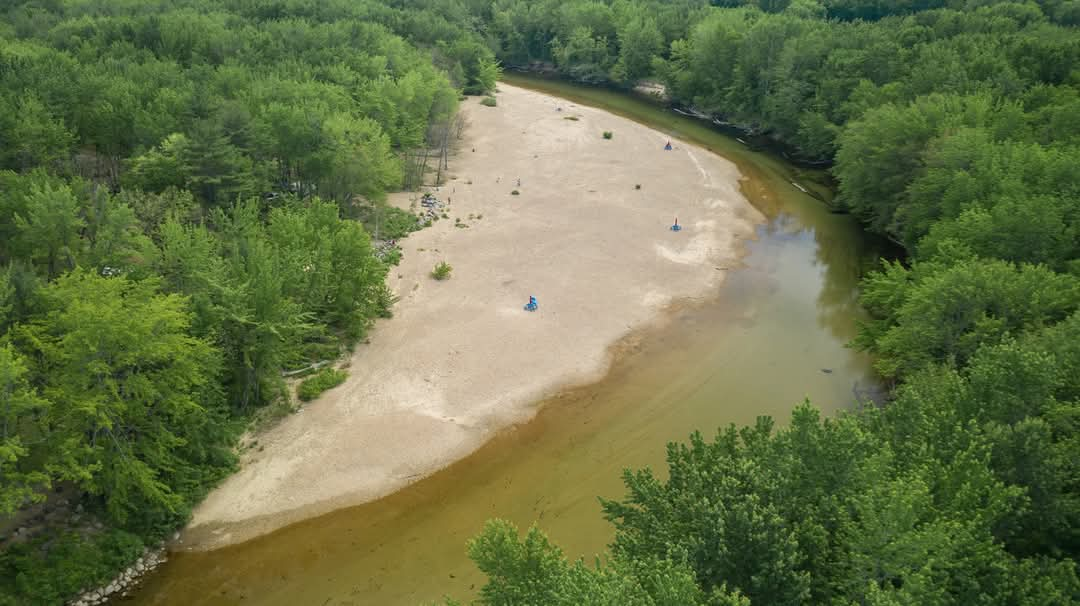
left=0, top=1, right=496, bottom=603
left=0, top=0, right=1078, bottom=604
left=444, top=0, right=1080, bottom=605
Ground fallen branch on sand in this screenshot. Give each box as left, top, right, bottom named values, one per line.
left=281, top=360, right=333, bottom=378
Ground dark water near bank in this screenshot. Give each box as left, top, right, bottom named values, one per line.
left=129, top=75, right=884, bottom=606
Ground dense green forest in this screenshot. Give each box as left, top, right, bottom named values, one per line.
left=2, top=0, right=1079, bottom=604
left=0, top=1, right=496, bottom=603
left=443, top=0, right=1080, bottom=605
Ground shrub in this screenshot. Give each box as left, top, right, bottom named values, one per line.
left=381, top=247, right=402, bottom=266
left=511, top=190, right=520, bottom=195
left=481, top=96, right=497, bottom=107
left=0, top=528, right=144, bottom=606
left=357, top=205, right=420, bottom=240
left=602, top=131, right=613, bottom=139
left=564, top=115, right=579, bottom=121
left=431, top=261, right=453, bottom=280
left=297, top=368, right=348, bottom=402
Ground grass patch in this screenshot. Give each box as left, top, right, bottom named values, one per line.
left=480, top=96, right=497, bottom=107
left=602, top=131, right=613, bottom=139
left=297, top=368, right=348, bottom=402
left=431, top=261, right=453, bottom=280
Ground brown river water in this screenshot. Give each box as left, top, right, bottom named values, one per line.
left=128, top=75, right=885, bottom=606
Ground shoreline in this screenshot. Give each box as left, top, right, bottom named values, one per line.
left=179, top=83, right=763, bottom=551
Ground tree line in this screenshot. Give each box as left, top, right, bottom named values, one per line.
left=435, top=0, right=1080, bottom=604
left=0, top=1, right=497, bottom=604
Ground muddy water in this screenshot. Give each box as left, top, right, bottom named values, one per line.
left=129, top=76, right=884, bottom=606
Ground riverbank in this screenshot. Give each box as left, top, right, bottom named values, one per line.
left=181, top=83, right=762, bottom=550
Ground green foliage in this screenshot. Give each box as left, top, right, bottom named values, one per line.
left=0, top=344, right=48, bottom=515
left=602, top=131, right=614, bottom=139
left=431, top=261, right=453, bottom=280
left=460, top=402, right=1080, bottom=605
left=381, top=246, right=403, bottom=266
left=0, top=94, right=75, bottom=172
left=297, top=368, right=348, bottom=402
left=0, top=528, right=144, bottom=606
left=462, top=519, right=747, bottom=606
left=0, top=0, right=480, bottom=602
left=15, top=270, right=230, bottom=528
left=454, top=2, right=1080, bottom=604
left=612, top=17, right=663, bottom=84
left=857, top=259, right=1079, bottom=378
left=481, top=96, right=497, bottom=107
left=441, top=39, right=500, bottom=95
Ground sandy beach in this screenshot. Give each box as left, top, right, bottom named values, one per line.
left=183, top=83, right=762, bottom=550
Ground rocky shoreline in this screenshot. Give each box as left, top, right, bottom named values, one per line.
left=67, top=545, right=168, bottom=606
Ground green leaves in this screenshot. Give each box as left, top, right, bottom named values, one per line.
left=858, top=259, right=1079, bottom=378
left=464, top=519, right=737, bottom=606
left=0, top=94, right=75, bottom=172
left=16, top=270, right=225, bottom=526
left=0, top=343, right=48, bottom=515
left=12, top=180, right=85, bottom=279
left=613, top=17, right=663, bottom=84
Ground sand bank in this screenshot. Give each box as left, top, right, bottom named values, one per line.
left=182, top=84, right=762, bottom=549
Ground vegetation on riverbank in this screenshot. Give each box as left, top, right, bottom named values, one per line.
left=432, top=0, right=1079, bottom=604
left=297, top=369, right=349, bottom=403
left=0, top=1, right=496, bottom=603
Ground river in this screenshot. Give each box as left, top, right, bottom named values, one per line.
left=128, top=74, right=885, bottom=606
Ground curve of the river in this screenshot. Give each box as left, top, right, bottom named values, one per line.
left=129, top=75, right=885, bottom=606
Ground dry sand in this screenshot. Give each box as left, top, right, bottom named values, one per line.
left=183, top=84, right=763, bottom=549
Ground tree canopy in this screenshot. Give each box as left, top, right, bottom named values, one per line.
left=0, top=1, right=496, bottom=603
